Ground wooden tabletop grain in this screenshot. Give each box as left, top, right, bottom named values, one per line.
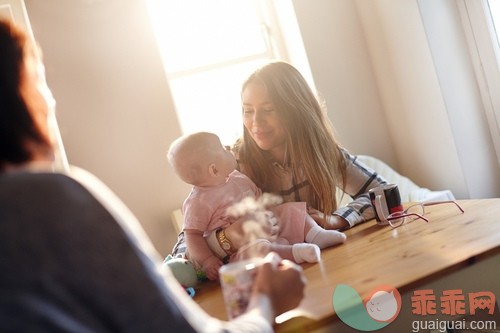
left=194, top=199, right=500, bottom=332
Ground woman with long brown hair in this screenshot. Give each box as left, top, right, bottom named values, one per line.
left=235, top=61, right=386, bottom=230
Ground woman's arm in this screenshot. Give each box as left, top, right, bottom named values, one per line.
left=308, top=208, right=350, bottom=230
left=332, top=151, right=387, bottom=227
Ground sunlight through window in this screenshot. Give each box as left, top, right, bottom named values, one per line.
left=146, top=0, right=284, bottom=145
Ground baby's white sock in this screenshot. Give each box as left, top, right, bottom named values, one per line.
left=305, top=225, right=347, bottom=249
left=292, top=243, right=321, bottom=263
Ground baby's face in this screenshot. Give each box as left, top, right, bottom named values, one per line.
left=207, top=137, right=238, bottom=179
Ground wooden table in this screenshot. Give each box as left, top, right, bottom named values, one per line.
left=194, top=199, right=500, bottom=332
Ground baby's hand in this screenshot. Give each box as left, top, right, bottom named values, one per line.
left=202, top=256, right=223, bottom=280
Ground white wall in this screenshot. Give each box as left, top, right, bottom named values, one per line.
left=293, top=0, right=499, bottom=198
left=355, top=0, right=500, bottom=198
left=291, top=0, right=398, bottom=168
left=25, top=0, right=190, bottom=255
left=418, top=0, right=500, bottom=198
left=354, top=0, right=468, bottom=197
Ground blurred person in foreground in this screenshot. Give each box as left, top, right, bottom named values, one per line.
left=0, top=18, right=305, bottom=333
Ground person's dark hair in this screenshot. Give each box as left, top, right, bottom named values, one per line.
left=0, top=19, right=51, bottom=171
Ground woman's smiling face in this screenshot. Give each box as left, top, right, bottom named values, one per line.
left=242, top=82, right=286, bottom=160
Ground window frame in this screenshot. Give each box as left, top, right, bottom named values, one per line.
left=457, top=0, right=500, bottom=166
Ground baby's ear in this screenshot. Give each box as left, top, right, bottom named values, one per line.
left=208, top=163, right=218, bottom=177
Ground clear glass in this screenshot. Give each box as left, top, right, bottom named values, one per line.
left=387, top=201, right=465, bottom=228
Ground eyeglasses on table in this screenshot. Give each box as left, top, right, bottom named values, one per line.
left=386, top=200, right=465, bottom=228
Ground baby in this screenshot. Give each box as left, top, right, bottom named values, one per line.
left=167, top=132, right=346, bottom=280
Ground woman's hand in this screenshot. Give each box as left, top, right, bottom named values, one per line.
left=252, top=253, right=306, bottom=317
left=308, top=208, right=349, bottom=230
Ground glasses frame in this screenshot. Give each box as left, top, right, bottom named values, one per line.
left=386, top=201, right=465, bottom=228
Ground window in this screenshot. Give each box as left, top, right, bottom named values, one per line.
left=458, top=0, right=500, bottom=166
left=146, top=0, right=288, bottom=145
left=489, top=0, right=500, bottom=49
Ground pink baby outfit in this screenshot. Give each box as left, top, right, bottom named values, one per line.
left=182, top=170, right=306, bottom=260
